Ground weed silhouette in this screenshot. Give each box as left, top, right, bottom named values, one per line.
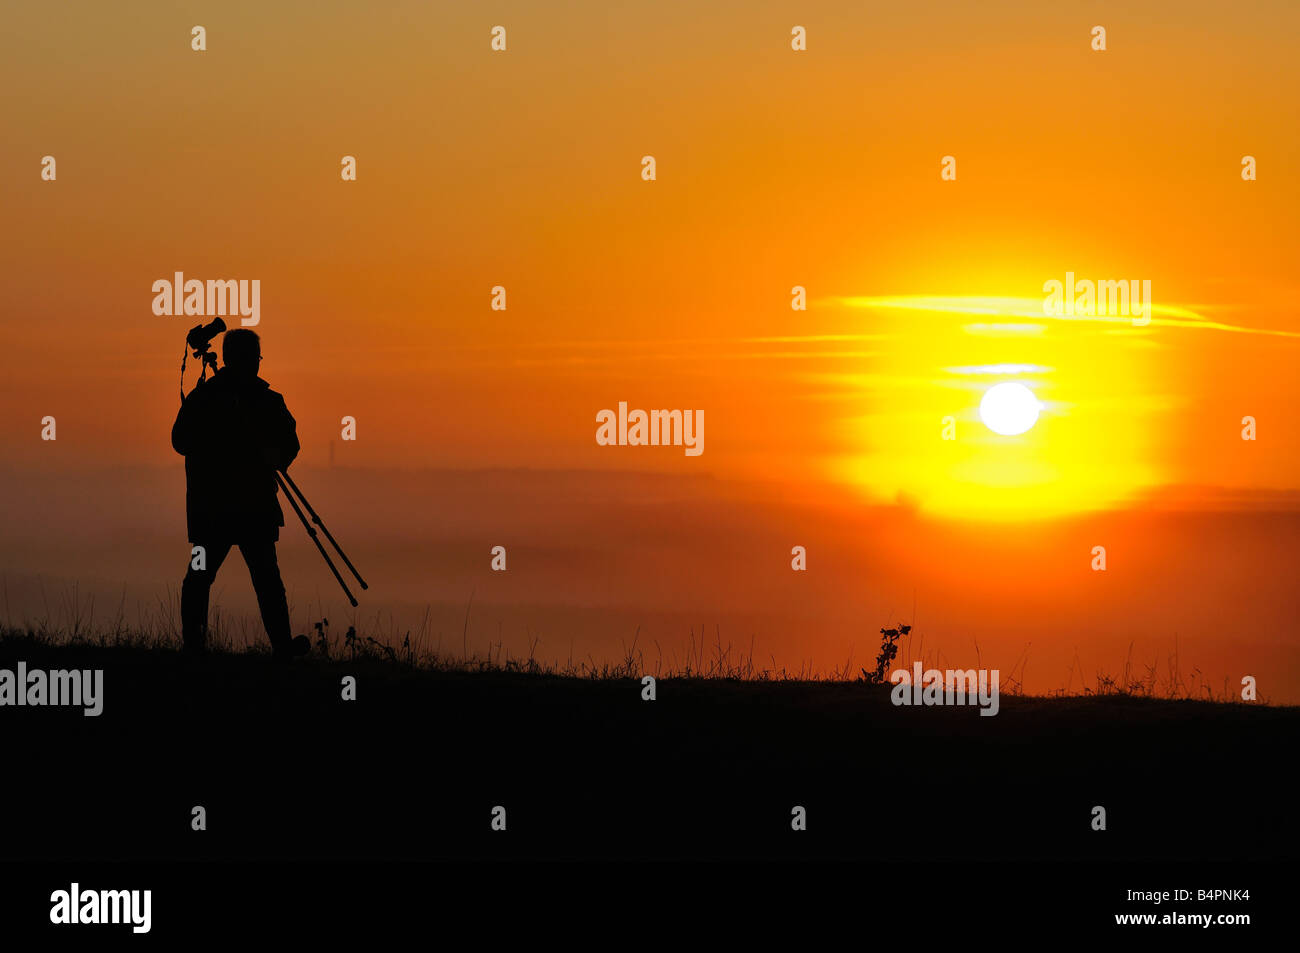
left=862, top=623, right=911, bottom=684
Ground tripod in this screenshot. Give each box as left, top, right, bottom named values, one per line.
left=276, top=469, right=368, bottom=607
left=179, top=344, right=219, bottom=402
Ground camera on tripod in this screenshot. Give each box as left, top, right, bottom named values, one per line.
left=186, top=317, right=226, bottom=375
left=179, top=317, right=226, bottom=399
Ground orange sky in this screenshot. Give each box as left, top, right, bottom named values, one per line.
left=2, top=1, right=1297, bottom=698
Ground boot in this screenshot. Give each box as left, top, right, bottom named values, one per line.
left=272, top=634, right=311, bottom=662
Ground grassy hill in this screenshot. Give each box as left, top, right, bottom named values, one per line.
left=2, top=629, right=1295, bottom=863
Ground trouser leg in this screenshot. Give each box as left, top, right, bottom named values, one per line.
left=239, top=540, right=292, bottom=651
left=181, top=541, right=233, bottom=652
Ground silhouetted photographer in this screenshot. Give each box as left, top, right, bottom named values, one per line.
left=172, top=329, right=310, bottom=660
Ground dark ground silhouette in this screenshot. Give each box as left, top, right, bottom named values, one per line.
left=2, top=633, right=1294, bottom=864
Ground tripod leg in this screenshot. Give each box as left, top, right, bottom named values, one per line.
left=276, top=472, right=358, bottom=607
left=278, top=470, right=368, bottom=589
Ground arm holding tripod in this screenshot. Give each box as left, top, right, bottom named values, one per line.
left=275, top=469, right=368, bottom=607
left=262, top=383, right=367, bottom=607
left=261, top=400, right=367, bottom=606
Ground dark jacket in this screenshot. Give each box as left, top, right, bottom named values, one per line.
left=171, top=369, right=300, bottom=543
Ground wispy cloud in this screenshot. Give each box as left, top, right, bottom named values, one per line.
left=505, top=350, right=881, bottom=367
left=943, top=363, right=1053, bottom=375
left=454, top=333, right=892, bottom=368
left=829, top=295, right=1300, bottom=339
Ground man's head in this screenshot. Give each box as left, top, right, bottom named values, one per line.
left=223, top=329, right=262, bottom=378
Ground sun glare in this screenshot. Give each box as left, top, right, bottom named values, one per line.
left=978, top=382, right=1040, bottom=436
left=828, top=296, right=1168, bottom=520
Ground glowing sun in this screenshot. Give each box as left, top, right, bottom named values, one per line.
left=979, top=382, right=1041, bottom=435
